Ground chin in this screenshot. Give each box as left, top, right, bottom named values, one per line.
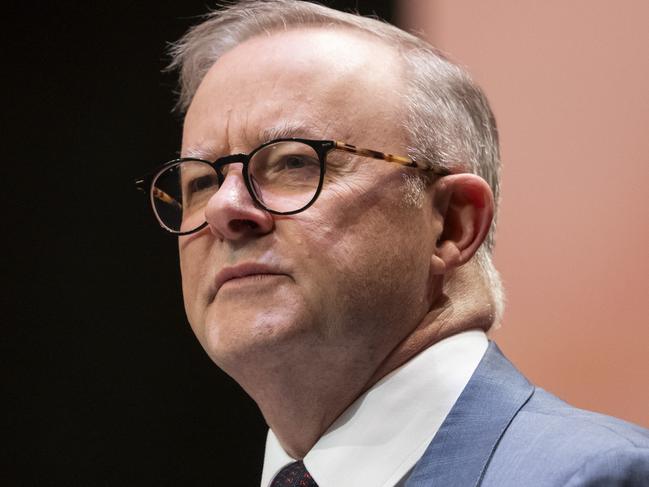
left=201, top=303, right=313, bottom=372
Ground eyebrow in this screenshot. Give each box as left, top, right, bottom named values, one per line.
left=182, top=145, right=219, bottom=160
left=182, top=121, right=321, bottom=161
left=259, top=121, right=319, bottom=143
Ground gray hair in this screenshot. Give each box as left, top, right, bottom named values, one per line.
left=168, top=0, right=505, bottom=326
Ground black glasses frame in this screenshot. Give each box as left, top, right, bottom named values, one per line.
left=135, top=138, right=449, bottom=235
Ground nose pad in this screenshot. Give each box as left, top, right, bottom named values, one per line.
left=203, top=163, right=274, bottom=240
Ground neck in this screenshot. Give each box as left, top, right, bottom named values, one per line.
left=240, top=265, right=494, bottom=459
left=368, top=264, right=495, bottom=386
left=241, top=347, right=379, bottom=458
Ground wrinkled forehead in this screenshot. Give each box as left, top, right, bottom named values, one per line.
left=182, top=27, right=407, bottom=157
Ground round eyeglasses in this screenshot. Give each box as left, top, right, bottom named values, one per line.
left=135, top=138, right=449, bottom=235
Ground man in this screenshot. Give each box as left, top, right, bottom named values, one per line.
left=136, top=0, right=649, bottom=485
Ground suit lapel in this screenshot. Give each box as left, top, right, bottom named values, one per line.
left=405, top=342, right=534, bottom=487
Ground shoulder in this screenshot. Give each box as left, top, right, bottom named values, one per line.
left=563, top=446, right=649, bottom=486
left=407, top=343, right=649, bottom=487
left=483, top=387, right=649, bottom=486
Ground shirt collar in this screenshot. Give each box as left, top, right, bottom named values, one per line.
left=261, top=329, right=488, bottom=487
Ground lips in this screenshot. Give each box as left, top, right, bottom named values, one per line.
left=211, top=263, right=287, bottom=298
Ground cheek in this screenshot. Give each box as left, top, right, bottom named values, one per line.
left=303, top=182, right=435, bottom=283
left=287, top=198, right=407, bottom=293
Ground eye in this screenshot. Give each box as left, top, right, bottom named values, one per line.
left=250, top=141, right=321, bottom=183
left=189, top=174, right=217, bottom=193
left=282, top=155, right=311, bottom=170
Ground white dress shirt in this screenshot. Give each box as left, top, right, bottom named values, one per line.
left=261, top=329, right=488, bottom=487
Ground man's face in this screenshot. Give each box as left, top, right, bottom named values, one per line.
left=179, top=29, right=441, bottom=390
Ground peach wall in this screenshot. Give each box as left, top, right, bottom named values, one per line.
left=398, top=0, right=649, bottom=427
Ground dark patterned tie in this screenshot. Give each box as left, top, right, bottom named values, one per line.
left=270, top=460, right=318, bottom=487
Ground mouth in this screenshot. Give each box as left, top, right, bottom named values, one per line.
left=211, top=263, right=288, bottom=299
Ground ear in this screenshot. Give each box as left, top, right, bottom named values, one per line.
left=430, top=174, right=494, bottom=275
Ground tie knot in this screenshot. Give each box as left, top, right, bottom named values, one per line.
left=270, top=460, right=318, bottom=487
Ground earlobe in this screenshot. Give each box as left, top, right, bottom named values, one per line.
left=429, top=253, right=448, bottom=275
left=431, top=174, right=494, bottom=274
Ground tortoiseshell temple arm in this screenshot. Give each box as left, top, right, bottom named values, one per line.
left=333, top=141, right=451, bottom=175
left=153, top=188, right=183, bottom=209
left=135, top=178, right=183, bottom=209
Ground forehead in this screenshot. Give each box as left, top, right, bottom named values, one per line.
left=182, top=28, right=406, bottom=156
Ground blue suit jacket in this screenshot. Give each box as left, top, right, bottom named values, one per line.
left=406, top=342, right=649, bottom=486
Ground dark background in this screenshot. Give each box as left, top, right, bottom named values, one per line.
left=3, top=1, right=394, bottom=485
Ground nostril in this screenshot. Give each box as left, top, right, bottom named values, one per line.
left=229, top=219, right=259, bottom=232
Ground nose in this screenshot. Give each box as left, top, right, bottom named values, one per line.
left=204, top=163, right=274, bottom=240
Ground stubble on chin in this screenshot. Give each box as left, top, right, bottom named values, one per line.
left=199, top=286, right=315, bottom=370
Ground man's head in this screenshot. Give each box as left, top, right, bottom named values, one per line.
left=167, top=0, right=502, bottom=440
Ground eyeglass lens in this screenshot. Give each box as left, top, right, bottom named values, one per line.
left=151, top=141, right=322, bottom=233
